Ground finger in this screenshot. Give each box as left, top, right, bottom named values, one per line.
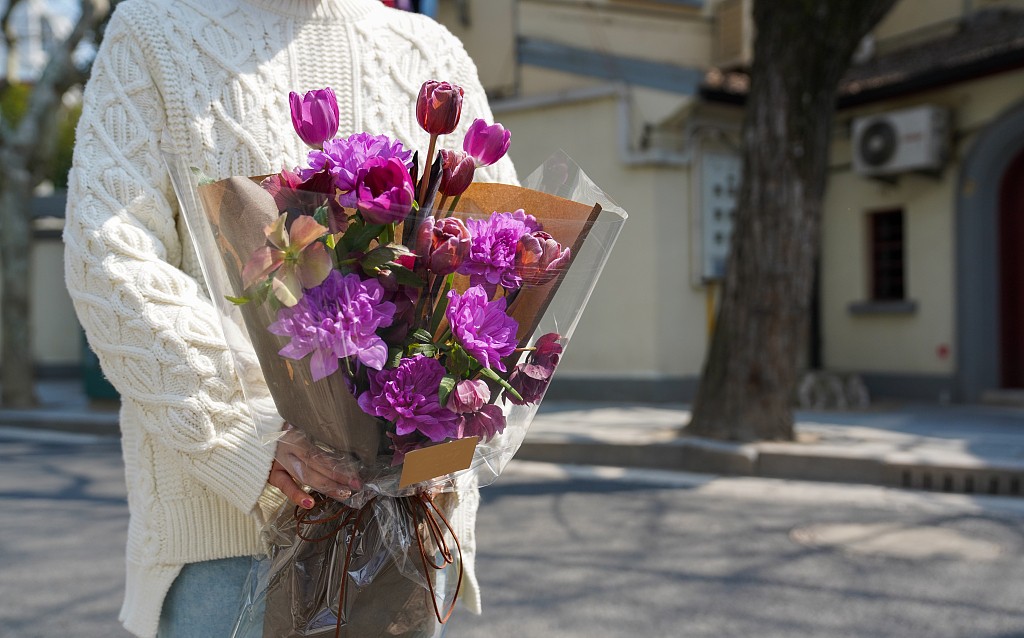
left=300, top=466, right=357, bottom=499
left=305, top=457, right=364, bottom=490
left=268, top=464, right=315, bottom=509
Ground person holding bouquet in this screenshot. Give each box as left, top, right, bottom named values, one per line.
left=63, top=1, right=516, bottom=636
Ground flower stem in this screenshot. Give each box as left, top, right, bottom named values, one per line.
left=418, top=134, right=438, bottom=205
left=445, top=195, right=462, bottom=217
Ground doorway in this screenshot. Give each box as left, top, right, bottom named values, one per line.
left=999, top=147, right=1024, bottom=387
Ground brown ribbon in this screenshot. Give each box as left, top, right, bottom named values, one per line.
left=294, top=492, right=464, bottom=638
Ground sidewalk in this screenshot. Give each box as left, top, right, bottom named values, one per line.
left=5, top=379, right=1024, bottom=496
left=521, top=401, right=1024, bottom=496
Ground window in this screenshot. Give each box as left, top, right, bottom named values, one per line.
left=869, top=208, right=905, bottom=301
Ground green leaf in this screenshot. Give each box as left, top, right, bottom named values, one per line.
left=479, top=366, right=524, bottom=403
left=325, top=233, right=338, bottom=250
left=252, top=280, right=272, bottom=305
left=438, top=374, right=458, bottom=407
left=342, top=222, right=386, bottom=253
left=313, top=204, right=330, bottom=227
left=189, top=166, right=215, bottom=186
left=446, top=344, right=472, bottom=377
left=362, top=243, right=415, bottom=272
left=428, top=277, right=454, bottom=335
left=391, top=264, right=424, bottom=287
left=387, top=346, right=403, bottom=369
left=409, top=343, right=439, bottom=357
left=225, top=295, right=251, bottom=305
left=410, top=328, right=434, bottom=344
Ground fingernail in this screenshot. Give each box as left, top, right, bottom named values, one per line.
left=301, top=497, right=314, bottom=509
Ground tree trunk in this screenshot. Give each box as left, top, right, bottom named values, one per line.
left=0, top=157, right=36, bottom=407
left=687, top=0, right=897, bottom=442
left=0, top=0, right=107, bottom=407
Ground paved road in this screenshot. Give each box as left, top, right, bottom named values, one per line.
left=2, top=428, right=1024, bottom=638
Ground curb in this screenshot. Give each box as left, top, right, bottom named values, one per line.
left=517, top=437, right=1024, bottom=497
left=0, top=409, right=119, bottom=436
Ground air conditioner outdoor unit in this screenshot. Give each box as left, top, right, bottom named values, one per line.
left=852, top=105, right=950, bottom=177
left=711, top=0, right=753, bottom=69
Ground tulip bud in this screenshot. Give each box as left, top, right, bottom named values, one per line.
left=416, top=80, right=465, bottom=136
left=463, top=118, right=511, bottom=167
left=446, top=379, right=490, bottom=414
left=289, top=87, right=340, bottom=147
left=515, top=231, right=571, bottom=286
left=415, top=216, right=471, bottom=275
left=438, top=149, right=476, bottom=198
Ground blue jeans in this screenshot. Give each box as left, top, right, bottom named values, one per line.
left=158, top=556, right=262, bottom=638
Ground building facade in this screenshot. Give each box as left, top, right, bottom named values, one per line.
left=27, top=0, right=1024, bottom=405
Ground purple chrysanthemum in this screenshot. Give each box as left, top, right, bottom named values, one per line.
left=299, top=132, right=413, bottom=201
left=357, top=355, right=461, bottom=442
left=268, top=271, right=396, bottom=381
left=458, top=210, right=540, bottom=292
left=445, top=285, right=519, bottom=372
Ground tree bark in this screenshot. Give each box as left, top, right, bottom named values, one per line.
left=0, top=155, right=34, bottom=407
left=0, top=0, right=104, bottom=407
left=687, top=0, right=897, bottom=441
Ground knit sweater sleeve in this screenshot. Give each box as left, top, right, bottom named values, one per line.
left=63, top=7, right=277, bottom=516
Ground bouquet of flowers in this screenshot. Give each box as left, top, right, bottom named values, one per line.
left=165, top=80, right=626, bottom=637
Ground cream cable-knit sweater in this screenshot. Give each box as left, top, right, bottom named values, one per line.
left=63, top=1, right=516, bottom=636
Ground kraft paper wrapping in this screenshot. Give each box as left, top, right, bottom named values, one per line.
left=196, top=176, right=599, bottom=637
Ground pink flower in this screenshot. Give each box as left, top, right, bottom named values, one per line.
left=516, top=231, right=571, bottom=286
left=415, top=216, right=471, bottom=275
left=241, top=214, right=332, bottom=307
left=289, top=87, right=339, bottom=147
left=463, top=119, right=511, bottom=167
left=416, top=80, right=464, bottom=136
left=438, top=149, right=476, bottom=198
left=445, top=379, right=490, bottom=414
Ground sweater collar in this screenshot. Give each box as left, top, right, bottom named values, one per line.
left=241, top=0, right=381, bottom=20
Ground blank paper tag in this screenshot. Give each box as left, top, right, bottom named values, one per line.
left=399, top=437, right=480, bottom=488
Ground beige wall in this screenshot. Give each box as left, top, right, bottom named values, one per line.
left=496, top=93, right=707, bottom=378
left=32, top=237, right=80, bottom=365
left=518, top=0, right=711, bottom=69
left=822, top=68, right=1024, bottom=376
left=1, top=232, right=82, bottom=367
left=437, top=0, right=517, bottom=97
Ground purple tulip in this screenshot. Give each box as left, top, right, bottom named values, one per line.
left=516, top=231, right=571, bottom=286
left=416, top=80, right=464, bottom=136
left=356, top=157, right=415, bottom=225
left=415, top=216, right=471, bottom=275
left=446, top=379, right=490, bottom=414
left=289, top=87, right=340, bottom=147
left=438, top=149, right=476, bottom=198
left=463, top=118, right=511, bottom=167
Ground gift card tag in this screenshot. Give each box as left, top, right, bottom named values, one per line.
left=399, top=436, right=480, bottom=488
